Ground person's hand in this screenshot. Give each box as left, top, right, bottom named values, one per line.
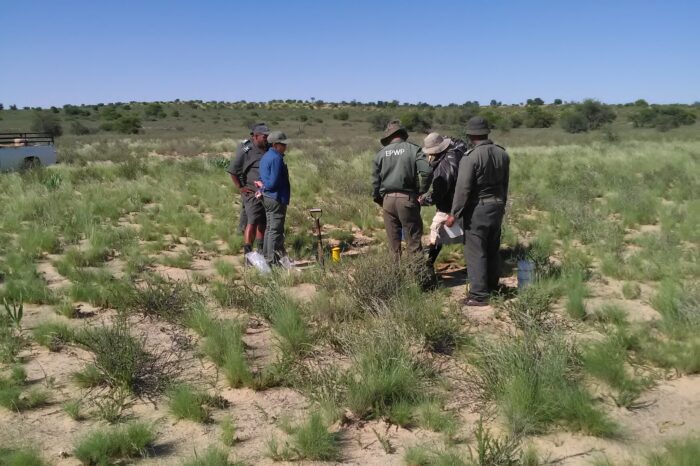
left=254, top=180, right=264, bottom=189
left=445, top=215, right=456, bottom=228
left=418, top=194, right=426, bottom=206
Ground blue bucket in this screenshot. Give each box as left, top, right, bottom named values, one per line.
left=517, top=260, right=536, bottom=290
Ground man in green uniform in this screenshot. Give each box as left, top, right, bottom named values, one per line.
left=445, top=116, right=510, bottom=306
left=372, top=120, right=432, bottom=257
left=228, top=123, right=270, bottom=256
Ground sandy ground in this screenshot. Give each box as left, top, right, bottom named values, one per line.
left=2, top=241, right=699, bottom=466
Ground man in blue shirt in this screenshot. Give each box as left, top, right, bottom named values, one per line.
left=257, top=131, right=291, bottom=265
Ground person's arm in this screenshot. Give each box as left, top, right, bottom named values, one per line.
left=371, top=152, right=383, bottom=204
left=416, top=148, right=433, bottom=195
left=228, top=148, right=253, bottom=193
left=260, top=154, right=282, bottom=191
left=450, top=155, right=475, bottom=220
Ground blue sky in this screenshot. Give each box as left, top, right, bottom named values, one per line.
left=1, top=0, right=698, bottom=107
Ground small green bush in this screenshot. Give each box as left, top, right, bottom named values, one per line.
left=622, top=282, right=642, bottom=300
left=181, top=446, right=244, bottom=466
left=32, top=321, right=75, bottom=351
left=167, top=384, right=218, bottom=423
left=647, top=436, right=700, bottom=465
left=73, top=422, right=155, bottom=465
left=0, top=447, right=47, bottom=466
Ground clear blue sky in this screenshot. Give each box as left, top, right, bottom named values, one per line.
left=1, top=0, right=699, bottom=107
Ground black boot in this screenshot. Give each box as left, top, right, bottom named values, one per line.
left=426, top=243, right=442, bottom=267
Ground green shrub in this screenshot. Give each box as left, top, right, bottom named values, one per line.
left=523, top=105, right=556, bottom=128
left=73, top=422, right=155, bottom=465
left=76, top=319, right=171, bottom=396
left=622, top=282, right=642, bottom=300
left=291, top=411, right=341, bottom=461
left=30, top=111, right=63, bottom=137
left=32, top=321, right=75, bottom=351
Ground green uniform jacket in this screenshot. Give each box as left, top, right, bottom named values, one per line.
left=451, top=140, right=510, bottom=219
left=372, top=140, right=432, bottom=200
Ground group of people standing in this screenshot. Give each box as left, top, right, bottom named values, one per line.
left=227, top=123, right=291, bottom=267
left=229, top=115, right=510, bottom=306
left=373, top=116, right=510, bottom=306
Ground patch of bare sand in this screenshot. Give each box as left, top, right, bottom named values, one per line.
left=36, top=260, right=70, bottom=291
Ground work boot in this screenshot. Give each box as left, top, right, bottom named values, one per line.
left=426, top=243, right=442, bottom=267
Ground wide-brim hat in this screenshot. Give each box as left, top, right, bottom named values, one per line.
left=422, top=132, right=452, bottom=155
left=380, top=120, right=408, bottom=146
left=465, top=116, right=491, bottom=136
left=268, top=130, right=291, bottom=145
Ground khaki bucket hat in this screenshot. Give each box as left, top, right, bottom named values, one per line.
left=465, top=116, right=491, bottom=136
left=268, top=131, right=291, bottom=145
left=422, top=132, right=452, bottom=155
left=380, top=120, right=408, bottom=146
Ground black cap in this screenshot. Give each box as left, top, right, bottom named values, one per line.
left=250, top=123, right=270, bottom=135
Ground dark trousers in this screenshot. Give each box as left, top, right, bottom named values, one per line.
left=262, top=196, right=287, bottom=264
left=238, top=196, right=247, bottom=234
left=382, top=192, right=423, bottom=257
left=463, top=202, right=504, bottom=301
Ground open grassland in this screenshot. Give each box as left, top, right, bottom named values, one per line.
left=0, top=112, right=699, bottom=465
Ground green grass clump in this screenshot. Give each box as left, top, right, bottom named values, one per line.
left=181, top=446, right=244, bottom=466
left=344, top=323, right=432, bottom=421
left=63, top=399, right=84, bottom=421
left=404, top=445, right=469, bottom=466
left=267, top=292, right=313, bottom=357
left=75, top=319, right=170, bottom=395
left=32, top=321, right=75, bottom=351
left=646, top=436, right=700, bottom=465
left=122, top=277, right=201, bottom=323
left=72, top=364, right=106, bottom=388
left=167, top=384, right=220, bottom=423
left=622, top=282, right=642, bottom=300
left=220, top=416, right=238, bottom=446
left=73, top=422, right=155, bottom=465
left=0, top=369, right=49, bottom=412
left=565, top=269, right=588, bottom=320
left=472, top=330, right=616, bottom=436
left=199, top=319, right=252, bottom=388
left=583, top=330, right=652, bottom=408
left=0, top=447, right=47, bottom=466
left=267, top=412, right=341, bottom=462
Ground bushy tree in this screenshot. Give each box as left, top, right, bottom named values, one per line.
left=144, top=103, right=166, bottom=119
left=70, top=120, right=92, bottom=135
left=400, top=111, right=433, bottom=133
left=560, top=99, right=616, bottom=133
left=553, top=99, right=563, bottom=105
left=333, top=110, right=349, bottom=121
left=628, top=105, right=696, bottom=131
left=368, top=113, right=392, bottom=131
left=560, top=110, right=589, bottom=133
left=526, top=97, right=545, bottom=106
left=30, top=111, right=63, bottom=137
left=578, top=99, right=616, bottom=129
left=523, top=105, right=556, bottom=128
left=10, top=104, right=17, bottom=110
left=0, top=103, right=5, bottom=110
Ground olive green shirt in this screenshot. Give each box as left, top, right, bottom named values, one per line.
left=451, top=140, right=510, bottom=219
left=372, top=140, right=432, bottom=199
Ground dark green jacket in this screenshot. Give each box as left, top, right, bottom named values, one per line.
left=451, top=140, right=510, bottom=219
left=372, top=140, right=432, bottom=200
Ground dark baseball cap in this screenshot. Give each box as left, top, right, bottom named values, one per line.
left=250, top=123, right=270, bottom=135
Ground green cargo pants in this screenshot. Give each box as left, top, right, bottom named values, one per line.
left=381, top=192, right=423, bottom=257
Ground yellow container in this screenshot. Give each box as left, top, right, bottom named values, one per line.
left=331, top=247, right=341, bottom=262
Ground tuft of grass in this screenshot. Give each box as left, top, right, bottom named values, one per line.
left=220, top=415, right=238, bottom=446
left=181, top=446, right=244, bottom=466
left=415, top=401, right=457, bottom=436
left=583, top=329, right=652, bottom=408
left=32, top=321, right=75, bottom=351
left=499, top=283, right=556, bottom=333
left=63, top=398, right=84, bottom=421
left=72, top=364, right=106, bottom=388
left=55, top=299, right=79, bottom=318
left=622, top=282, right=642, bottom=300
left=73, top=422, right=155, bottom=465
left=592, top=303, right=629, bottom=327
left=121, top=277, right=201, bottom=324
left=472, top=330, right=616, bottom=436
left=167, top=384, right=220, bottom=423
left=344, top=322, right=432, bottom=420
left=646, top=436, right=700, bottom=465
left=0, top=447, right=47, bottom=466
left=404, top=445, right=469, bottom=466
left=267, top=291, right=313, bottom=357
left=291, top=411, right=341, bottom=461
left=199, top=319, right=252, bottom=388
left=0, top=370, right=49, bottom=412
left=565, top=269, right=588, bottom=320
